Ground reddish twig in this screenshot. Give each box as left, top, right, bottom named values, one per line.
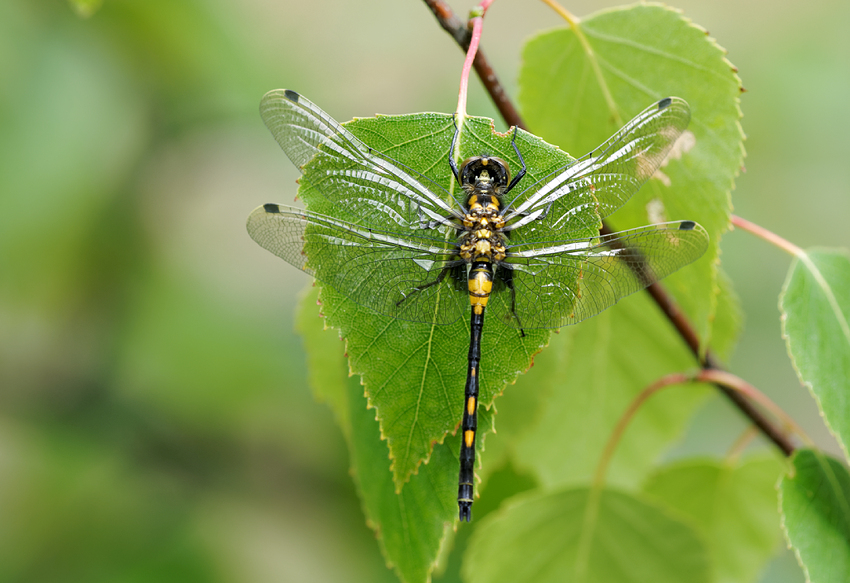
left=594, top=369, right=804, bottom=489
left=697, top=369, right=809, bottom=444
left=455, top=0, right=492, bottom=119
left=593, top=373, right=691, bottom=487
left=731, top=214, right=804, bottom=257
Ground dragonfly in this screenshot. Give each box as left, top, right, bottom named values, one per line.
left=247, top=89, right=708, bottom=522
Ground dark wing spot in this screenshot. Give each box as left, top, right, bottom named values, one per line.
left=658, top=97, right=672, bottom=109
left=679, top=220, right=695, bottom=230
left=263, top=203, right=281, bottom=213
left=284, top=89, right=300, bottom=103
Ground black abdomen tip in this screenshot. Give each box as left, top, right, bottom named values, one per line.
left=284, top=89, right=300, bottom=102
left=263, top=203, right=281, bottom=213
left=459, top=502, right=472, bottom=522
left=679, top=220, right=696, bottom=230
left=658, top=97, right=672, bottom=109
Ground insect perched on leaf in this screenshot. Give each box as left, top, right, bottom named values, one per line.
left=248, top=89, right=708, bottom=521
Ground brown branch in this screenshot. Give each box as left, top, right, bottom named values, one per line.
left=423, top=0, right=795, bottom=457
left=644, top=279, right=796, bottom=456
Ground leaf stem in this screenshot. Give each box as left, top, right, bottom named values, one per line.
left=456, top=0, right=492, bottom=121
left=731, top=214, right=804, bottom=257
left=422, top=0, right=525, bottom=129
left=725, top=425, right=760, bottom=461
left=593, top=369, right=807, bottom=489
left=538, top=0, right=621, bottom=124
left=697, top=369, right=812, bottom=446
left=538, top=0, right=578, bottom=25
left=592, top=373, right=692, bottom=489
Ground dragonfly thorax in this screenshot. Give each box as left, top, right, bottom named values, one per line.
left=459, top=204, right=507, bottom=263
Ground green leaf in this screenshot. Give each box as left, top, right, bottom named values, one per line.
left=510, top=291, right=710, bottom=490
left=644, top=455, right=785, bottom=583
left=780, top=249, right=850, bottom=462
left=518, top=3, right=743, bottom=351
left=298, top=114, right=590, bottom=486
left=297, top=286, right=458, bottom=583
left=348, top=374, right=458, bottom=583
left=463, top=486, right=711, bottom=583
left=779, top=449, right=850, bottom=583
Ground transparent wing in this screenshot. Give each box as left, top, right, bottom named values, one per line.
left=247, top=203, right=468, bottom=325
left=490, top=220, right=708, bottom=329
left=260, top=89, right=462, bottom=230
left=503, top=97, right=691, bottom=237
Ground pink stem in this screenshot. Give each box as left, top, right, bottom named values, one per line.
left=456, top=0, right=493, bottom=119
left=697, top=369, right=810, bottom=445
left=593, top=373, right=692, bottom=488
left=731, top=214, right=804, bottom=258
left=593, top=368, right=807, bottom=488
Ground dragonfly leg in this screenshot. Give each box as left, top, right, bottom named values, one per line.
left=449, top=114, right=461, bottom=184
left=395, top=265, right=452, bottom=308
left=534, top=199, right=556, bottom=222
left=505, top=127, right=526, bottom=194
left=499, top=269, right=526, bottom=337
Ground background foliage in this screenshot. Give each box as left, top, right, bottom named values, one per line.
left=1, top=0, right=849, bottom=581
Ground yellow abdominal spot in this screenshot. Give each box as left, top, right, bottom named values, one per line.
left=467, top=396, right=476, bottom=416
left=470, top=296, right=489, bottom=311
left=464, top=430, right=475, bottom=448
left=468, top=273, right=492, bottom=295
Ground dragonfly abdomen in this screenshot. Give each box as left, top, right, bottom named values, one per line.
left=458, top=303, right=485, bottom=522
left=458, top=260, right=494, bottom=521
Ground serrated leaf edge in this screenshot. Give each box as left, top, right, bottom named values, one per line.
left=779, top=248, right=850, bottom=464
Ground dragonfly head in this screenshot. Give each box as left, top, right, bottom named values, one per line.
left=459, top=156, right=510, bottom=195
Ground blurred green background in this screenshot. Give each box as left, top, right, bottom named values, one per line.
left=1, top=0, right=847, bottom=581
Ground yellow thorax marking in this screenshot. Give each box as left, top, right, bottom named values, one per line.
left=472, top=240, right=492, bottom=257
